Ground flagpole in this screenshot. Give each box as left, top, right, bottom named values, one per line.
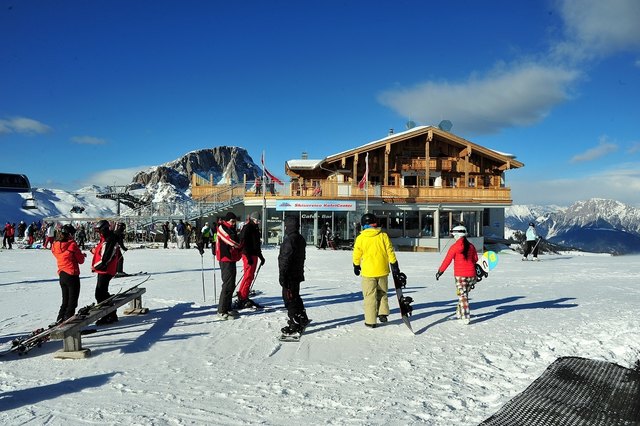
left=261, top=151, right=267, bottom=242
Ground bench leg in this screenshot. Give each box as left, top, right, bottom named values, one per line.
left=123, top=296, right=149, bottom=315
left=54, top=332, right=91, bottom=359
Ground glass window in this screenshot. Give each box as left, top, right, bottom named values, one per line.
left=405, top=211, right=420, bottom=237
left=421, top=211, right=435, bottom=237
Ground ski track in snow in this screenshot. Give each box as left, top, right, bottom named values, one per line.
left=0, top=248, right=639, bottom=425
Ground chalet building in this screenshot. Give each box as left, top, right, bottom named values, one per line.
left=192, top=125, right=523, bottom=251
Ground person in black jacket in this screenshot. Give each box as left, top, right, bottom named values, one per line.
left=235, top=211, right=266, bottom=309
left=215, top=212, right=242, bottom=319
left=162, top=221, right=170, bottom=249
left=278, top=215, right=309, bottom=335
left=114, top=222, right=129, bottom=276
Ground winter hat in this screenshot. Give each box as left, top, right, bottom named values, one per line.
left=250, top=211, right=261, bottom=221
left=225, top=212, right=238, bottom=221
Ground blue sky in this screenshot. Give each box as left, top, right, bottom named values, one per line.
left=1, top=0, right=639, bottom=206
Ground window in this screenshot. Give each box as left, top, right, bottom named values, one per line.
left=405, top=211, right=419, bottom=237
left=421, top=212, right=435, bottom=237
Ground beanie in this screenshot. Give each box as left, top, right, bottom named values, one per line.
left=225, top=212, right=238, bottom=221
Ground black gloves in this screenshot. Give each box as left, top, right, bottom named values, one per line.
left=390, top=261, right=400, bottom=278
left=435, top=271, right=443, bottom=280
left=196, top=240, right=205, bottom=255
left=353, top=264, right=361, bottom=276
left=259, top=254, right=265, bottom=266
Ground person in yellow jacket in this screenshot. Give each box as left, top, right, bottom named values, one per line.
left=352, top=213, right=401, bottom=328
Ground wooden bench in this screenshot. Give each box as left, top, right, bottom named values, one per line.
left=50, top=288, right=149, bottom=359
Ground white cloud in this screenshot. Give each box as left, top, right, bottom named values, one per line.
left=555, top=0, right=640, bottom=61
left=378, top=63, right=581, bottom=135
left=628, top=141, right=640, bottom=154
left=71, top=135, right=107, bottom=145
left=511, top=162, right=640, bottom=206
left=79, top=166, right=151, bottom=188
left=570, top=136, right=618, bottom=163
left=0, top=116, right=52, bottom=135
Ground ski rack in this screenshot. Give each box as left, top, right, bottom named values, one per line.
left=50, top=288, right=149, bottom=359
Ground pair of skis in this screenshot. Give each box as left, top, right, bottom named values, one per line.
left=0, top=275, right=150, bottom=357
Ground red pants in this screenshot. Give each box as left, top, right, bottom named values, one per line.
left=238, top=255, right=258, bottom=300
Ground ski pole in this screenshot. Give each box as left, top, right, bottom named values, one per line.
left=248, top=263, right=262, bottom=295
left=200, top=254, right=206, bottom=302
left=212, top=254, right=218, bottom=304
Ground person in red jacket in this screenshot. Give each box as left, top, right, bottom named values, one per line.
left=51, top=224, right=86, bottom=322
left=215, top=212, right=242, bottom=319
left=91, top=220, right=122, bottom=325
left=436, top=225, right=478, bottom=324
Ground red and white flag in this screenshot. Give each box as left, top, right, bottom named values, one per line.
left=358, top=153, right=369, bottom=190
left=261, top=153, right=284, bottom=185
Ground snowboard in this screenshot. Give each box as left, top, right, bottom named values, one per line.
left=475, top=250, right=498, bottom=282
left=278, top=320, right=312, bottom=342
left=392, top=272, right=414, bottom=334
left=0, top=275, right=150, bottom=357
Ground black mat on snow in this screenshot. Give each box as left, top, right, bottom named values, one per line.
left=481, top=356, right=640, bottom=425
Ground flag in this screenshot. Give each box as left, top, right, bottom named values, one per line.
left=358, top=153, right=369, bottom=190
left=261, top=153, right=284, bottom=185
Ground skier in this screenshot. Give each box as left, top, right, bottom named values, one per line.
left=91, top=220, right=122, bottom=325
left=352, top=213, right=400, bottom=328
left=435, top=225, right=478, bottom=324
left=114, top=222, right=129, bottom=276
left=235, top=211, right=266, bottom=309
left=175, top=220, right=186, bottom=249
left=51, top=224, right=86, bottom=322
left=201, top=222, right=212, bottom=248
left=522, top=222, right=540, bottom=261
left=319, top=222, right=330, bottom=249
left=43, top=222, right=56, bottom=249
left=162, top=221, right=170, bottom=249
left=215, top=212, right=242, bottom=319
left=278, top=215, right=309, bottom=336
left=76, top=225, right=87, bottom=250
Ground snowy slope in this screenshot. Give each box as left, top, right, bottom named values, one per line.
left=1, top=247, right=638, bottom=425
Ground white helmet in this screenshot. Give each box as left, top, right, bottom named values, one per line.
left=451, top=225, right=467, bottom=240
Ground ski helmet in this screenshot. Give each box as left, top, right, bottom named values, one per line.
left=529, top=222, right=535, bottom=227
left=451, top=225, right=467, bottom=240
left=361, top=213, right=377, bottom=227
left=94, top=219, right=110, bottom=234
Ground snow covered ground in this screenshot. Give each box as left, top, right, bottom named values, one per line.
left=1, top=245, right=639, bottom=425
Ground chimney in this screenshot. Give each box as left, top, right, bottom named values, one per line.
left=301, top=151, right=308, bottom=160
left=388, top=128, right=394, bottom=135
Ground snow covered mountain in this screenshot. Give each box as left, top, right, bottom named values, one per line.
left=506, top=199, right=640, bottom=255
left=0, top=146, right=262, bottom=223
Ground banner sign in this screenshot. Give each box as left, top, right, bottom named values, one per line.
left=276, top=200, right=356, bottom=211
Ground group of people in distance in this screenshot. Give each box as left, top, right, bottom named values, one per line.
left=49, top=210, right=486, bottom=337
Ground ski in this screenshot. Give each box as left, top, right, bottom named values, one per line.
left=0, top=275, right=150, bottom=357
left=392, top=272, right=414, bottom=334
left=114, top=271, right=148, bottom=278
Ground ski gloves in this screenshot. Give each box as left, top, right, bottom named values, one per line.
left=390, top=261, right=401, bottom=278
left=435, top=271, right=443, bottom=280
left=353, top=264, right=361, bottom=276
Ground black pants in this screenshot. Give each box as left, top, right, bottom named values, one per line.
left=524, top=240, right=539, bottom=257
left=282, top=281, right=307, bottom=324
left=58, top=271, right=81, bottom=322
left=95, top=273, right=117, bottom=321
left=163, top=234, right=169, bottom=248
left=218, top=261, right=237, bottom=314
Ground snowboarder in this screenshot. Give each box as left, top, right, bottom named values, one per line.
left=278, top=216, right=309, bottom=336
left=319, top=222, right=330, bottom=249
left=91, top=220, right=122, bottom=325
left=201, top=222, right=212, bottom=248
left=235, top=211, right=265, bottom=309
left=51, top=224, right=86, bottom=322
left=215, top=212, right=242, bottom=319
left=435, top=225, right=478, bottom=324
left=352, top=213, right=400, bottom=328
left=76, top=225, right=87, bottom=250
left=522, top=222, right=540, bottom=261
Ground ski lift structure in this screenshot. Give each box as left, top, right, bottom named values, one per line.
left=70, top=193, right=85, bottom=213
left=0, top=173, right=37, bottom=210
